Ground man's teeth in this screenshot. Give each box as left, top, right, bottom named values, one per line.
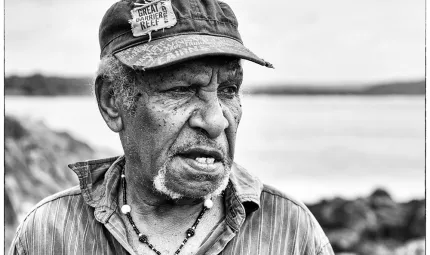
left=195, top=157, right=215, bottom=164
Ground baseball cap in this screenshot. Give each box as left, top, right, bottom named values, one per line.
left=99, top=0, right=273, bottom=70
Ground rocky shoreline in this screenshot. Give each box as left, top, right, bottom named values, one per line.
left=5, top=115, right=101, bottom=251
left=5, top=115, right=424, bottom=254
left=308, top=189, right=424, bottom=254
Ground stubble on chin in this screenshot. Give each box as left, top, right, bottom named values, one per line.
left=152, top=158, right=232, bottom=201
left=153, top=160, right=183, bottom=200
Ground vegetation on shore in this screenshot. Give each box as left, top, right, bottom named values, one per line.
left=5, top=74, right=93, bottom=96
left=5, top=74, right=424, bottom=96
left=248, top=80, right=425, bottom=96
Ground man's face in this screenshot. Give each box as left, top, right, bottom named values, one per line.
left=120, top=57, right=243, bottom=199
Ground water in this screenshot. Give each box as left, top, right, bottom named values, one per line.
left=5, top=95, right=424, bottom=203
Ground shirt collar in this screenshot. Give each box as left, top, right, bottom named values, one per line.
left=68, top=156, right=263, bottom=222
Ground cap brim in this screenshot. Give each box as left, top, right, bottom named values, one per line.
left=114, top=34, right=273, bottom=71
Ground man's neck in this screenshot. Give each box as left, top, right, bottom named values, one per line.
left=119, top=190, right=225, bottom=255
left=125, top=184, right=205, bottom=219
left=123, top=158, right=216, bottom=216
left=121, top=170, right=207, bottom=220
left=119, top=162, right=226, bottom=254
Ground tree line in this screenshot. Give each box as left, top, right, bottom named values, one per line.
left=5, top=74, right=424, bottom=96
left=5, top=74, right=93, bottom=96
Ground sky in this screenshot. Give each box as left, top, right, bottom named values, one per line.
left=5, top=0, right=425, bottom=86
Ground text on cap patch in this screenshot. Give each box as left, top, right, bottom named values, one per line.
left=129, top=0, right=177, bottom=40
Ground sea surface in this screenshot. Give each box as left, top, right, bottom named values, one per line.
left=5, top=95, right=424, bottom=203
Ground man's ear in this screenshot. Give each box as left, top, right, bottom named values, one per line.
left=95, top=76, right=123, bottom=132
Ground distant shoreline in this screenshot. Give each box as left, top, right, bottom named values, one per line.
left=5, top=74, right=424, bottom=96
left=246, top=80, right=425, bottom=96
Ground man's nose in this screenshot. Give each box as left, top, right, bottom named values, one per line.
left=189, top=96, right=229, bottom=139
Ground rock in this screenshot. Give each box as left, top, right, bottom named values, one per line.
left=403, top=200, right=425, bottom=238
left=308, top=197, right=378, bottom=250
left=5, top=115, right=113, bottom=252
left=394, top=239, right=425, bottom=255
left=357, top=240, right=400, bottom=255
left=307, top=188, right=424, bottom=254
left=326, top=228, right=361, bottom=251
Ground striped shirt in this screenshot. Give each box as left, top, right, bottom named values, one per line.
left=9, top=156, right=334, bottom=255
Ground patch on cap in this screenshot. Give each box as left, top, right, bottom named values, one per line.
left=129, top=0, right=177, bottom=39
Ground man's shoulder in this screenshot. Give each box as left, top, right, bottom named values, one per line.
left=259, top=184, right=327, bottom=234
left=256, top=184, right=333, bottom=254
left=9, top=186, right=101, bottom=254
left=231, top=163, right=316, bottom=218
left=261, top=184, right=311, bottom=214
left=13, top=186, right=86, bottom=237
left=27, top=185, right=83, bottom=215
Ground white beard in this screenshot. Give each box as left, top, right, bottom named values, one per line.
left=153, top=162, right=231, bottom=200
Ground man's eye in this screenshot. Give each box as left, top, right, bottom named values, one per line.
left=219, top=86, right=238, bottom=95
left=167, top=86, right=194, bottom=93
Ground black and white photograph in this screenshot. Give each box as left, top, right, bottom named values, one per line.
left=4, top=0, right=425, bottom=254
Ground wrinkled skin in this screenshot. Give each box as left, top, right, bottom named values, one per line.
left=118, top=57, right=243, bottom=202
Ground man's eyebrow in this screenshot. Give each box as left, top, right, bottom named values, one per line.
left=222, top=74, right=242, bottom=84
left=151, top=68, right=211, bottom=89
left=224, top=65, right=244, bottom=83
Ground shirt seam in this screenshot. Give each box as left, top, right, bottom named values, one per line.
left=17, top=235, right=27, bottom=255
left=20, top=192, right=82, bottom=225
left=316, top=241, right=332, bottom=255
left=232, top=167, right=261, bottom=193
left=261, top=190, right=311, bottom=214
left=236, top=194, right=259, bottom=202
left=225, top=183, right=246, bottom=231
left=262, top=188, right=330, bottom=252
left=236, top=181, right=260, bottom=195
left=69, top=155, right=120, bottom=168
left=85, top=157, right=119, bottom=165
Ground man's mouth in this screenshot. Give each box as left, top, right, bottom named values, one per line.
left=177, top=148, right=223, bottom=164
left=174, top=148, right=225, bottom=172
left=160, top=147, right=231, bottom=198
left=195, top=157, right=215, bottom=164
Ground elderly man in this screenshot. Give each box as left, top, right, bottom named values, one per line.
left=10, top=0, right=334, bottom=254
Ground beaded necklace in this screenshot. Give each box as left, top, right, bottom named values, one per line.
left=120, top=169, right=213, bottom=255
